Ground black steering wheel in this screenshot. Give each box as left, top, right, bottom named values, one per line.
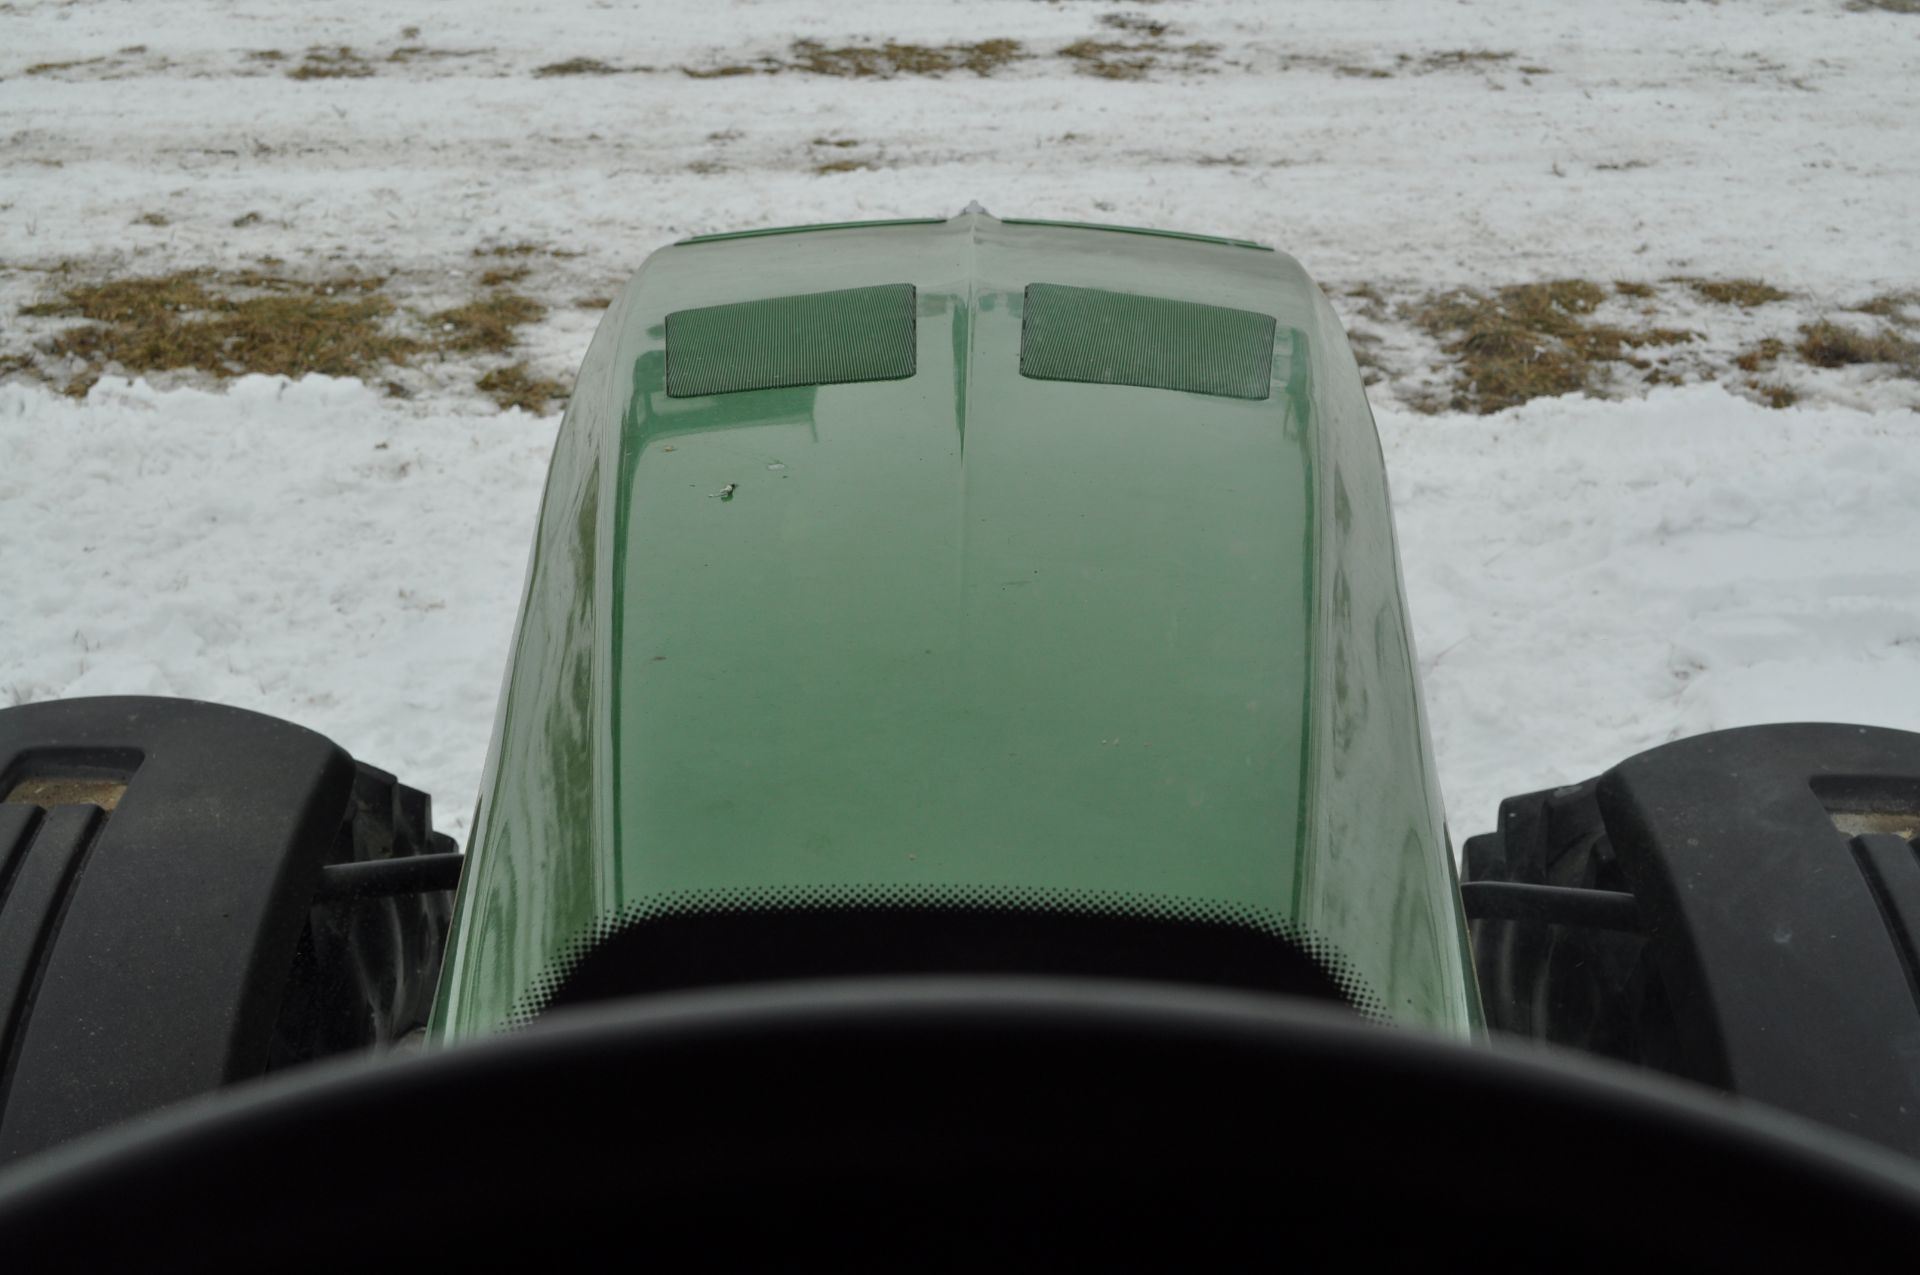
left=1, top=978, right=1916, bottom=1268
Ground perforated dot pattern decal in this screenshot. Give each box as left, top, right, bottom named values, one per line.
left=665, top=283, right=917, bottom=397
left=1019, top=282, right=1277, bottom=401
left=503, top=883, right=1386, bottom=1029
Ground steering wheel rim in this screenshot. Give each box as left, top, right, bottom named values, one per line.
left=2, top=977, right=1916, bottom=1267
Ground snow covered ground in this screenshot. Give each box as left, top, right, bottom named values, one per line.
left=0, top=375, right=551, bottom=837
left=3, top=0, right=1918, bottom=844
left=1388, top=384, right=1920, bottom=827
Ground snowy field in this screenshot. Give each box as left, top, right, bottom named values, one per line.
left=3, top=0, right=1918, bottom=844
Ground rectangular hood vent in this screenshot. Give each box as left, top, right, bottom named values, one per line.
left=666, top=284, right=917, bottom=398
left=1019, top=283, right=1275, bottom=401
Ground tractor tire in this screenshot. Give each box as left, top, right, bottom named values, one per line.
left=0, top=696, right=458, bottom=1165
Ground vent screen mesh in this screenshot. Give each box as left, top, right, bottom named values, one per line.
left=665, top=283, right=917, bottom=398
left=1019, top=283, right=1276, bottom=401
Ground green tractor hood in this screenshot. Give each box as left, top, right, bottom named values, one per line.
left=430, top=209, right=1476, bottom=1040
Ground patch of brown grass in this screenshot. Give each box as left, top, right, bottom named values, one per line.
left=18, top=269, right=565, bottom=387
left=805, top=137, right=874, bottom=172
left=575, top=296, right=612, bottom=310
left=287, top=46, right=375, bottom=80
left=1417, top=50, right=1516, bottom=71
left=1061, top=39, right=1150, bottom=79
left=1340, top=284, right=1391, bottom=323
left=1797, top=319, right=1920, bottom=371
left=1100, top=13, right=1169, bottom=37
left=474, top=242, right=544, bottom=258
left=430, top=291, right=544, bottom=354
left=534, top=57, right=624, bottom=77
left=1847, top=0, right=1920, bottom=13
left=389, top=45, right=491, bottom=65
left=1674, top=277, right=1792, bottom=307
left=681, top=39, right=1027, bottom=79
left=1061, top=38, right=1218, bottom=80
left=1853, top=291, right=1918, bottom=321
left=789, top=38, right=1025, bottom=78
left=1346, top=328, right=1386, bottom=385
left=26, top=58, right=105, bottom=75
left=227, top=270, right=387, bottom=294
left=133, top=212, right=170, bottom=227
left=1733, top=337, right=1785, bottom=372
left=22, top=274, right=216, bottom=323
left=477, top=363, right=567, bottom=412
left=1613, top=280, right=1656, bottom=299
left=1410, top=279, right=1696, bottom=413
left=1756, top=382, right=1799, bottom=409
left=206, top=294, right=415, bottom=375
left=25, top=272, right=421, bottom=381
left=478, top=265, right=529, bottom=287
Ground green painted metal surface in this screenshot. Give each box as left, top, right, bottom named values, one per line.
left=1001, top=216, right=1274, bottom=252
left=678, top=217, right=946, bottom=245
left=430, top=209, right=1475, bottom=1042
